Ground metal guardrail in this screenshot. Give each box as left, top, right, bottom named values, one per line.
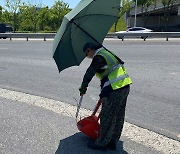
left=107, top=32, right=180, bottom=41
left=0, top=33, right=56, bottom=41
left=0, top=32, right=180, bottom=41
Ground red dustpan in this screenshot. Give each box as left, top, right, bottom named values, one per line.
left=76, top=97, right=102, bottom=140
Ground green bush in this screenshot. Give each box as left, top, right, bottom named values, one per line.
left=109, top=17, right=127, bottom=32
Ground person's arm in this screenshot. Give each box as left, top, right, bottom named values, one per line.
left=79, top=55, right=106, bottom=95
left=81, top=63, right=96, bottom=88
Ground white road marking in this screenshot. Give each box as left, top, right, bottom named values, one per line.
left=0, top=88, right=179, bottom=154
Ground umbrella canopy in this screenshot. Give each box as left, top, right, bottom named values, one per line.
left=53, top=0, right=121, bottom=72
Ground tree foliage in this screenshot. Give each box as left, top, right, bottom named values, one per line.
left=0, top=0, right=71, bottom=32
left=132, top=0, right=176, bottom=29
left=120, top=0, right=132, bottom=17
left=161, top=0, right=177, bottom=31
left=133, top=0, right=155, bottom=27
left=0, top=0, right=176, bottom=32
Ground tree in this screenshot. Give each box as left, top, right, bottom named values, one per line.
left=50, top=0, right=70, bottom=31
left=0, top=6, right=2, bottom=21
left=161, top=0, right=176, bottom=31
left=133, top=0, right=155, bottom=27
left=142, top=0, right=155, bottom=27
left=37, top=6, right=51, bottom=31
left=0, top=9, right=12, bottom=24
left=18, top=5, right=33, bottom=31
left=1, top=0, right=71, bottom=32
left=5, top=0, right=22, bottom=32
left=111, top=0, right=132, bottom=32
left=119, top=0, right=132, bottom=30
left=120, top=0, right=132, bottom=17
left=18, top=4, right=40, bottom=32
left=28, top=5, right=39, bottom=32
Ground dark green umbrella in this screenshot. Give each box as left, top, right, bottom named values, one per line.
left=53, top=0, right=121, bottom=72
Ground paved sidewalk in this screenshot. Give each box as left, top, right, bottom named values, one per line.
left=0, top=88, right=180, bottom=154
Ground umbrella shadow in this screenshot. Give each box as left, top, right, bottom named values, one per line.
left=55, top=133, right=128, bottom=154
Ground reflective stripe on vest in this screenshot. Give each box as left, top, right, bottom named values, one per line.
left=102, top=63, right=123, bottom=78
left=103, top=74, right=129, bottom=89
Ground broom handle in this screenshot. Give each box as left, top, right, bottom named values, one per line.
left=97, top=112, right=101, bottom=122
left=92, top=99, right=102, bottom=122
left=92, top=99, right=102, bottom=115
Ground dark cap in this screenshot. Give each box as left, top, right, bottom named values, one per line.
left=83, top=42, right=102, bottom=53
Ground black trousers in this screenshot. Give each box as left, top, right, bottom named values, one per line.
left=95, top=85, right=130, bottom=147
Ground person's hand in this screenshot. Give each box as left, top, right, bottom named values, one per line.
left=79, top=86, right=87, bottom=96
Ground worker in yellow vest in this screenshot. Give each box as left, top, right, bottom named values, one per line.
left=79, top=42, right=132, bottom=151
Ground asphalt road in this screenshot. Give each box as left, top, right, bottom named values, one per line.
left=0, top=38, right=179, bottom=142
left=1, top=96, right=165, bottom=154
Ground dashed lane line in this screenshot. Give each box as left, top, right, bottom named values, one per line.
left=0, top=88, right=179, bottom=154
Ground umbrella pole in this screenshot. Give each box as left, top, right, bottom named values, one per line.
left=72, top=21, right=108, bottom=50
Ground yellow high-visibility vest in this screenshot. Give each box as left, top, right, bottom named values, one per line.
left=95, top=48, right=132, bottom=90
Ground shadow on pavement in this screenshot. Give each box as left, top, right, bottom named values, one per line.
left=55, top=132, right=128, bottom=154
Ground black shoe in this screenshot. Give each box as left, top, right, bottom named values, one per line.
left=87, top=141, right=108, bottom=151
left=108, top=142, right=117, bottom=151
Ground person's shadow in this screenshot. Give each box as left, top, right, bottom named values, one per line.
left=55, top=133, right=128, bottom=154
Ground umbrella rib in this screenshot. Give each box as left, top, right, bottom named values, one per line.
left=69, top=22, right=80, bottom=64
left=73, top=14, right=119, bottom=21
left=53, top=21, right=72, bottom=56
left=71, top=20, right=104, bottom=47
left=71, top=20, right=114, bottom=63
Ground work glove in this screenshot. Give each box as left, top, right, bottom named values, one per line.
left=79, top=86, right=87, bottom=96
